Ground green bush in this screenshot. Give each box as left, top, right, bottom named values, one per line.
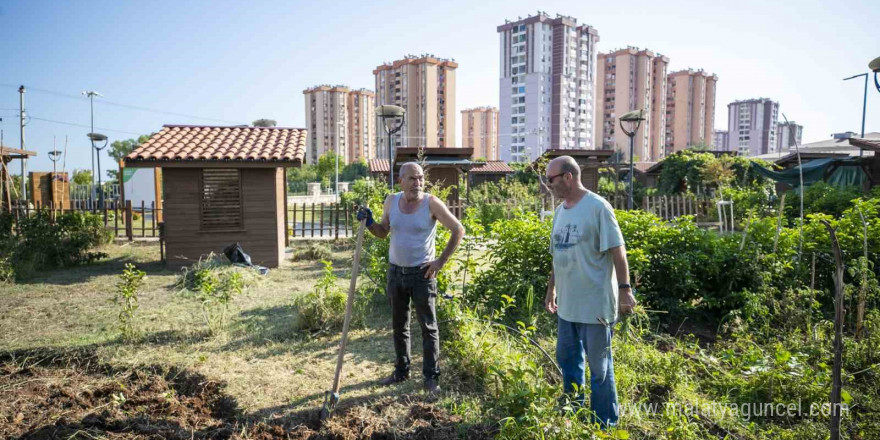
left=468, top=212, right=552, bottom=329
left=292, top=260, right=347, bottom=331
left=0, top=211, right=111, bottom=281
left=176, top=254, right=255, bottom=335
left=112, top=263, right=146, bottom=342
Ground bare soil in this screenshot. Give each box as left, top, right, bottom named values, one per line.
left=0, top=349, right=495, bottom=440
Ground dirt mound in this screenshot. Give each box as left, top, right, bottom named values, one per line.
left=0, top=349, right=495, bottom=440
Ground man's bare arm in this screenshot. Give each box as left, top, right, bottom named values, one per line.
left=366, top=195, right=392, bottom=238
left=608, top=245, right=636, bottom=314
left=420, top=196, right=464, bottom=278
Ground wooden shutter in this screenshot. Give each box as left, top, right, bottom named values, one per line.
left=200, top=169, right=243, bottom=230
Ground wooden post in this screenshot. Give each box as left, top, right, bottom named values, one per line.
left=141, top=200, right=146, bottom=237
left=820, top=220, right=844, bottom=440
left=114, top=202, right=119, bottom=236
left=334, top=202, right=340, bottom=240
left=311, top=203, right=316, bottom=237
left=292, top=203, right=298, bottom=238
left=320, top=203, right=325, bottom=237
left=151, top=201, right=156, bottom=237
left=125, top=200, right=133, bottom=241
left=283, top=168, right=289, bottom=247
left=301, top=203, right=306, bottom=237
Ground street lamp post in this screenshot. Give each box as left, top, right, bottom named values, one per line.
left=376, top=105, right=406, bottom=191
left=843, top=72, right=868, bottom=157
left=88, top=132, right=108, bottom=211
left=48, top=145, right=61, bottom=211
left=618, top=109, right=646, bottom=211
left=82, top=91, right=102, bottom=192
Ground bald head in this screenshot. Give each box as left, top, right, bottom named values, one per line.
left=399, top=162, right=423, bottom=178
left=548, top=156, right=580, bottom=179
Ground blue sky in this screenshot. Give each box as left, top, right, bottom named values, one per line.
left=1, top=0, right=878, bottom=177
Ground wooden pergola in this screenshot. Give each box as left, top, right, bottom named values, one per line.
left=1, top=146, right=37, bottom=212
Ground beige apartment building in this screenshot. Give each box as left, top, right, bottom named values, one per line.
left=303, top=85, right=376, bottom=165
left=594, top=47, right=669, bottom=162
left=665, top=69, right=717, bottom=154
left=461, top=107, right=499, bottom=160
left=347, top=89, right=376, bottom=162
left=374, top=55, right=457, bottom=156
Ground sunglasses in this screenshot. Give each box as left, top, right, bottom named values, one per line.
left=545, top=172, right=568, bottom=184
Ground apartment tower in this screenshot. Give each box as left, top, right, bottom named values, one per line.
left=727, top=98, right=779, bottom=156
left=347, top=89, right=376, bottom=162
left=776, top=121, right=803, bottom=151
left=594, top=47, right=669, bottom=162
left=497, top=12, right=600, bottom=162
left=373, top=55, right=457, bottom=156
left=665, top=69, right=718, bottom=155
left=713, top=130, right=729, bottom=151
left=461, top=107, right=500, bottom=160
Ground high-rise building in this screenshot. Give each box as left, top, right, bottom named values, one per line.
left=594, top=47, right=669, bottom=162
left=373, top=55, right=457, bottom=156
left=776, top=121, right=803, bottom=151
left=713, top=130, right=729, bottom=150
left=497, top=12, right=600, bottom=162
left=665, top=69, right=717, bottom=154
left=461, top=107, right=500, bottom=160
left=303, top=85, right=376, bottom=165
left=347, top=89, right=376, bottom=162
left=727, top=98, right=779, bottom=156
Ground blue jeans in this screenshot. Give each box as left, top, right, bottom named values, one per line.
left=556, top=317, right=619, bottom=427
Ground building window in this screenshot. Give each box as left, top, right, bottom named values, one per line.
left=200, top=168, right=243, bottom=231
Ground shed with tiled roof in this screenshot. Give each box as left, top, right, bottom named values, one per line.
left=124, top=125, right=307, bottom=268
left=469, top=160, right=515, bottom=186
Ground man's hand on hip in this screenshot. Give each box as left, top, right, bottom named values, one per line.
left=544, top=289, right=557, bottom=314
left=420, top=259, right=445, bottom=279
left=619, top=287, right=637, bottom=315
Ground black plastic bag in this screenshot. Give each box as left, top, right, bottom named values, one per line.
left=223, top=242, right=253, bottom=266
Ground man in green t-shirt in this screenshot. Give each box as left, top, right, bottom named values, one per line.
left=543, top=155, right=637, bottom=427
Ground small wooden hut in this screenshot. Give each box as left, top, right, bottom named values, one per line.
left=539, top=149, right=614, bottom=192
left=124, top=125, right=305, bottom=268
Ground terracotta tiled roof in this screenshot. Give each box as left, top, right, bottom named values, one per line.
left=470, top=160, right=514, bottom=174
left=369, top=159, right=389, bottom=173
left=125, top=125, right=306, bottom=164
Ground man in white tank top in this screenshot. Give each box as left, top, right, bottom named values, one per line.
left=357, top=162, right=464, bottom=394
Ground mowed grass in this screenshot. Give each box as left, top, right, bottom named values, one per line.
left=0, top=240, right=433, bottom=420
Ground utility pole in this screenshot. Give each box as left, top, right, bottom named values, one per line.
left=19, top=86, right=26, bottom=204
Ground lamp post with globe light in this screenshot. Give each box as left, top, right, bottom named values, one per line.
left=375, top=105, right=406, bottom=190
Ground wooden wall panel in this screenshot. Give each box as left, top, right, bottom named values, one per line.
left=164, top=167, right=281, bottom=268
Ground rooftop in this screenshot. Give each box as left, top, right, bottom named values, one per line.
left=124, top=125, right=306, bottom=167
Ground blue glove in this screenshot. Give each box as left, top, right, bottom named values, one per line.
left=356, top=207, right=374, bottom=227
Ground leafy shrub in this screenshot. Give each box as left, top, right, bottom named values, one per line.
left=468, top=212, right=552, bottom=329
left=176, top=254, right=254, bottom=335
left=785, top=182, right=866, bottom=221
left=112, top=263, right=146, bottom=342
left=0, top=211, right=111, bottom=281
left=292, top=259, right=347, bottom=331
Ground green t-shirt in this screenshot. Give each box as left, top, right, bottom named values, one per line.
left=551, top=191, right=625, bottom=324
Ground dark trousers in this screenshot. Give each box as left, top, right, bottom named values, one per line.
left=387, top=264, right=440, bottom=379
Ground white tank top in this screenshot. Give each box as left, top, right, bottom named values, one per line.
left=389, top=193, right=437, bottom=267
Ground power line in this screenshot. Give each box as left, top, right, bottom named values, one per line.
left=0, top=83, right=246, bottom=125
left=28, top=115, right=143, bottom=136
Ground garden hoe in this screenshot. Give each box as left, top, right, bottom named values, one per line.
left=319, top=217, right=367, bottom=422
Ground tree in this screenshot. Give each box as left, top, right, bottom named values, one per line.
left=342, top=159, right=368, bottom=181
left=107, top=134, right=152, bottom=182
left=72, top=169, right=92, bottom=185
left=316, top=151, right=341, bottom=181
left=252, top=119, right=277, bottom=127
